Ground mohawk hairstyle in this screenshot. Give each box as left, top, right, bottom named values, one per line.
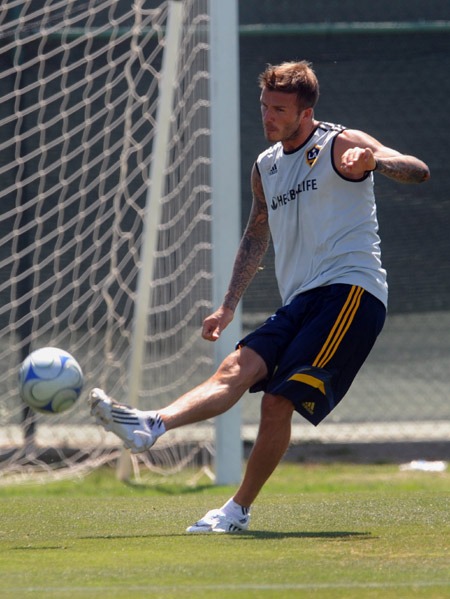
left=258, top=60, right=320, bottom=110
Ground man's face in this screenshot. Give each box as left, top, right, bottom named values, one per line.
left=260, top=87, right=304, bottom=144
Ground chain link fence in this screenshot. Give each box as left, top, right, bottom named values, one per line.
left=238, top=1, right=450, bottom=452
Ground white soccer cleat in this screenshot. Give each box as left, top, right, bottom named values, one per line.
left=186, top=508, right=250, bottom=533
left=88, top=388, right=162, bottom=454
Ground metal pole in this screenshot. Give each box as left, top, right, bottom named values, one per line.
left=209, top=0, right=243, bottom=485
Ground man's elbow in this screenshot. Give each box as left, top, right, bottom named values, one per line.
left=419, top=161, right=431, bottom=183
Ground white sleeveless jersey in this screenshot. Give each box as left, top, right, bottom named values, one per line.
left=256, top=122, right=388, bottom=307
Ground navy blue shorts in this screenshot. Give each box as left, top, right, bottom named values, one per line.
left=238, top=284, right=386, bottom=426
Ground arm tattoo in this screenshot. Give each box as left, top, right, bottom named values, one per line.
left=223, top=167, right=270, bottom=312
left=375, top=155, right=430, bottom=183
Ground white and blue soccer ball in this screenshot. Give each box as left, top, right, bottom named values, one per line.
left=19, top=347, right=83, bottom=414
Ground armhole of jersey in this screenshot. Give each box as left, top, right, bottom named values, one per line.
left=331, top=132, right=371, bottom=183
left=254, top=161, right=261, bottom=176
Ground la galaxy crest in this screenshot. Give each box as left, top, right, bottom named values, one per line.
left=305, top=145, right=321, bottom=167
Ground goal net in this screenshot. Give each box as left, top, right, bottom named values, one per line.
left=0, top=0, right=215, bottom=482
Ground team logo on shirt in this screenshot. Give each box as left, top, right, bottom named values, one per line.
left=305, top=145, right=321, bottom=167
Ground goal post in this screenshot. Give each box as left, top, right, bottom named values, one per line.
left=0, top=0, right=244, bottom=484
left=118, top=0, right=243, bottom=485
left=209, top=0, right=243, bottom=485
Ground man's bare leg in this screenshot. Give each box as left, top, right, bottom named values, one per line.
left=158, top=346, right=267, bottom=430
left=186, top=393, right=294, bottom=532
left=233, top=393, right=294, bottom=508
left=89, top=346, right=267, bottom=454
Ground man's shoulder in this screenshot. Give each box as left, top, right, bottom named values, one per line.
left=317, top=121, right=346, bottom=134
left=256, top=141, right=283, bottom=166
left=257, top=141, right=283, bottom=159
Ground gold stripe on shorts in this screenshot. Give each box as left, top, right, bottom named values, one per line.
left=313, top=285, right=365, bottom=369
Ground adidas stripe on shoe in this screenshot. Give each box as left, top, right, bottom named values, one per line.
left=186, top=508, right=250, bottom=533
left=88, top=388, right=164, bottom=453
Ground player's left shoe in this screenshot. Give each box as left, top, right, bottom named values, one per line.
left=88, top=388, right=164, bottom=453
left=186, top=508, right=250, bottom=533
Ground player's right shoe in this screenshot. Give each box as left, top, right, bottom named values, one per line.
left=88, top=388, right=164, bottom=453
left=186, top=508, right=250, bottom=533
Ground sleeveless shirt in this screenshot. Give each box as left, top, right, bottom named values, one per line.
left=256, top=122, right=388, bottom=307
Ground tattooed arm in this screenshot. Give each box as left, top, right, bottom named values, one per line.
left=335, top=129, right=430, bottom=183
left=202, top=164, right=270, bottom=341
left=222, top=164, right=270, bottom=311
left=372, top=154, right=430, bottom=183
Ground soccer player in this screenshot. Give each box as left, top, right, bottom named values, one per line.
left=89, top=61, right=430, bottom=532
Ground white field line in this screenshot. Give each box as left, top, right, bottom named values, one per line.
left=2, top=581, right=449, bottom=594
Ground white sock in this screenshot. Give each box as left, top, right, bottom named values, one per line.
left=221, top=497, right=251, bottom=518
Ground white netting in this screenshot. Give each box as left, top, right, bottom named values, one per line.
left=0, top=0, right=215, bottom=482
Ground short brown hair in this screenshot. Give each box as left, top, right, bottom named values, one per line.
left=258, top=61, right=319, bottom=111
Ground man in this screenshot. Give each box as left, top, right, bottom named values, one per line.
left=89, top=61, right=430, bottom=532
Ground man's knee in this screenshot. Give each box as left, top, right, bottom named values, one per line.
left=215, top=346, right=267, bottom=390
left=260, top=393, right=295, bottom=422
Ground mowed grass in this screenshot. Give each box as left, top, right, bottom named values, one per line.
left=0, top=463, right=448, bottom=599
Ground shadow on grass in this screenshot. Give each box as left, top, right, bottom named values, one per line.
left=78, top=530, right=373, bottom=541
left=123, top=481, right=216, bottom=495
left=233, top=530, right=374, bottom=540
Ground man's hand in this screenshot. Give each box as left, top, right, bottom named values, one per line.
left=340, top=146, right=376, bottom=178
left=202, top=306, right=235, bottom=341
left=335, top=129, right=430, bottom=183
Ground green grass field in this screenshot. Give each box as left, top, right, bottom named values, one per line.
left=0, top=463, right=448, bottom=599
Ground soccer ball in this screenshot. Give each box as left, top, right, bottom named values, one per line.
left=19, top=347, right=83, bottom=414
